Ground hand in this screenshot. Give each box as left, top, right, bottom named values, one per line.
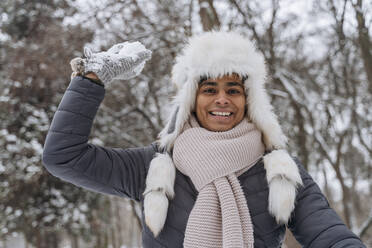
left=71, top=41, right=152, bottom=84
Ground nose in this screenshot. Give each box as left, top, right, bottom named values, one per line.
left=215, top=92, right=230, bottom=105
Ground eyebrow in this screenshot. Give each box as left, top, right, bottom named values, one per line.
left=199, top=81, right=244, bottom=87
left=226, top=81, right=244, bottom=87
left=200, top=81, right=217, bottom=87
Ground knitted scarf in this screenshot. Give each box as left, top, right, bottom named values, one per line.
left=172, top=116, right=265, bottom=248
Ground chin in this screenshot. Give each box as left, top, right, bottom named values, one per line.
left=207, top=124, right=235, bottom=132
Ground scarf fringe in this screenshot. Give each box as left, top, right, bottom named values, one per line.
left=144, top=149, right=303, bottom=236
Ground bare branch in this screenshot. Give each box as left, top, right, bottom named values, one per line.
left=357, top=208, right=372, bottom=238
left=228, top=0, right=265, bottom=55
left=133, top=106, right=161, bottom=138
left=352, top=0, right=372, bottom=94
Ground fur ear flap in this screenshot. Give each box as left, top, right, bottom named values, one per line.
left=144, top=191, right=169, bottom=237
left=263, top=149, right=303, bottom=224
left=143, top=153, right=176, bottom=236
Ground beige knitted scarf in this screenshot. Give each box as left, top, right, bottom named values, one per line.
left=172, top=116, right=265, bottom=248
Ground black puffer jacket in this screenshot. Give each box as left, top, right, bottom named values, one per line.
left=42, top=77, right=365, bottom=248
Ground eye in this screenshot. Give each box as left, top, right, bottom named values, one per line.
left=227, top=89, right=241, bottom=95
left=202, top=88, right=217, bottom=94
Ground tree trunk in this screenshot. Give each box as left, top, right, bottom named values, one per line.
left=337, top=170, right=352, bottom=228
left=333, top=133, right=352, bottom=228
left=130, top=200, right=142, bottom=231
left=70, top=233, right=79, bottom=248
left=353, top=0, right=372, bottom=94
left=111, top=226, right=118, bottom=248
left=198, top=0, right=220, bottom=31
left=113, top=197, right=124, bottom=247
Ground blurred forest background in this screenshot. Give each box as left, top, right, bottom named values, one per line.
left=0, top=0, right=371, bottom=247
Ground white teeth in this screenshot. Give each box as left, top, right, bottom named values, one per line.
left=211, top=112, right=232, bottom=116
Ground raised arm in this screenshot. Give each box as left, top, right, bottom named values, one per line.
left=43, top=76, right=156, bottom=201
left=288, top=160, right=366, bottom=247
left=43, top=42, right=153, bottom=201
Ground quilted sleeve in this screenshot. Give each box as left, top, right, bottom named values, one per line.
left=42, top=76, right=156, bottom=201
left=288, top=159, right=366, bottom=248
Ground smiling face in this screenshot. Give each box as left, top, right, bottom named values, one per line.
left=195, top=74, right=246, bottom=132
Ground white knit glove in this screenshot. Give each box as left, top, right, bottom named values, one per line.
left=70, top=41, right=152, bottom=84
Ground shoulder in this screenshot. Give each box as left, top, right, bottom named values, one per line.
left=238, top=158, right=268, bottom=194
left=290, top=157, right=322, bottom=200
left=124, top=142, right=160, bottom=170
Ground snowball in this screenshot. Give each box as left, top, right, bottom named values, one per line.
left=118, top=41, right=147, bottom=60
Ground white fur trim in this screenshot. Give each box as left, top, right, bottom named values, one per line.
left=158, top=31, right=288, bottom=151
left=246, top=77, right=287, bottom=150
left=144, top=191, right=169, bottom=237
left=172, top=31, right=266, bottom=88
left=144, top=153, right=176, bottom=198
left=159, top=78, right=198, bottom=151
left=266, top=178, right=297, bottom=224
left=264, top=150, right=303, bottom=184
left=143, top=153, right=176, bottom=236
left=263, top=149, right=303, bottom=224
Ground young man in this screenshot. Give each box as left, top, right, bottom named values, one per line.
left=43, top=31, right=365, bottom=247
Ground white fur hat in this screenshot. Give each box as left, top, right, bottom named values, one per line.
left=143, top=31, right=303, bottom=237
left=159, top=31, right=287, bottom=151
